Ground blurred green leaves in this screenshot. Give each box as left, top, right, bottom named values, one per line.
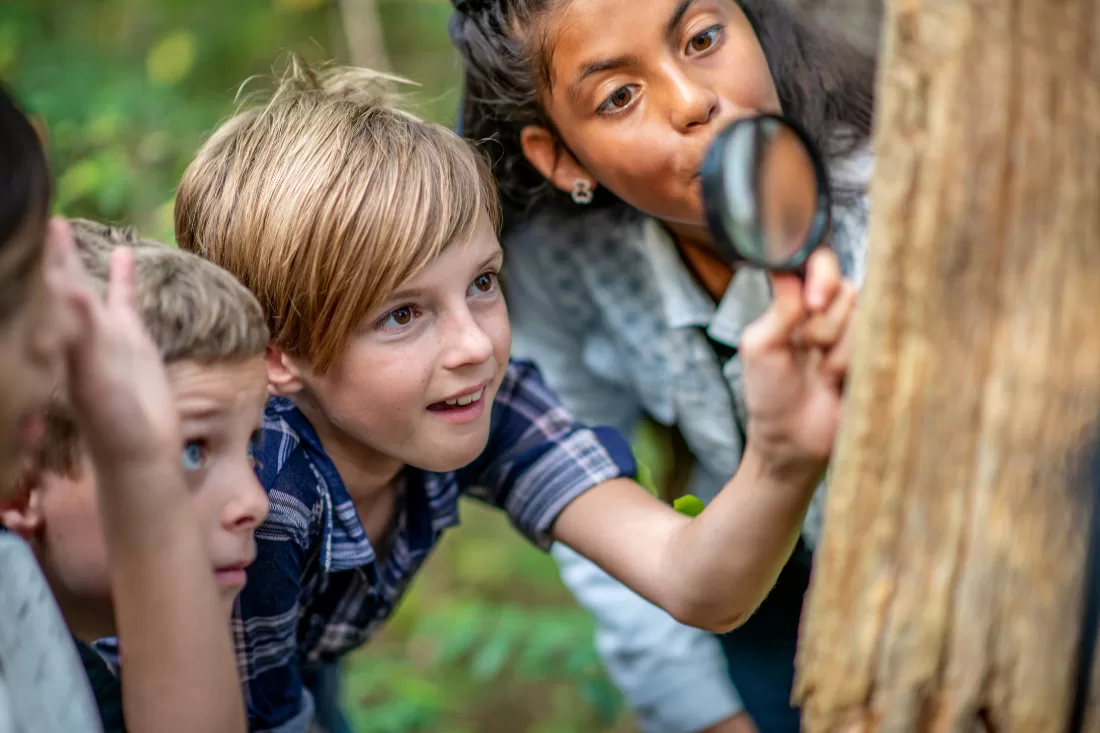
left=0, top=0, right=463, bottom=243
left=146, top=31, right=197, bottom=86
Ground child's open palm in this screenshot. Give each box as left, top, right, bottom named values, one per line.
left=739, top=248, right=856, bottom=476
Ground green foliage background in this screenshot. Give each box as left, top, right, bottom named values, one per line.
left=0, top=3, right=677, bottom=729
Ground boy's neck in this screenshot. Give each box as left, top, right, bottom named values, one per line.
left=32, top=546, right=116, bottom=643
left=294, top=399, right=404, bottom=505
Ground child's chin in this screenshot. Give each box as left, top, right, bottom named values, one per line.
left=219, top=589, right=242, bottom=616
left=416, top=436, right=491, bottom=473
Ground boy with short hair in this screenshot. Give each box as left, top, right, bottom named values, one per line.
left=2, top=219, right=274, bottom=733
left=176, top=60, right=857, bottom=731
left=0, top=86, right=250, bottom=733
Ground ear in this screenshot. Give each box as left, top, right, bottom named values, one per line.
left=0, top=479, right=44, bottom=541
left=265, top=344, right=305, bottom=397
left=520, top=125, right=597, bottom=197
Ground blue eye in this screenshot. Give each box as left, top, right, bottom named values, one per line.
left=181, top=440, right=207, bottom=472
left=378, top=306, right=418, bottom=331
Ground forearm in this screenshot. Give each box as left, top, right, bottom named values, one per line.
left=660, top=447, right=822, bottom=632
left=96, top=460, right=245, bottom=733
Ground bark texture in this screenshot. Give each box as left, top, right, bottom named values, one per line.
left=794, top=0, right=1100, bottom=731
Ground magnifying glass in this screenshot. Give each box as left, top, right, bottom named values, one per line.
left=700, top=114, right=832, bottom=273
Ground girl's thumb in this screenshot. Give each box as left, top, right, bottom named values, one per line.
left=741, top=273, right=805, bottom=355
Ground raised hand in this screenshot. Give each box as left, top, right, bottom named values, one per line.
left=739, top=247, right=856, bottom=477
left=43, top=217, right=180, bottom=468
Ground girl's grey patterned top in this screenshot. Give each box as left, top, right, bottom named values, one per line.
left=503, top=147, right=873, bottom=733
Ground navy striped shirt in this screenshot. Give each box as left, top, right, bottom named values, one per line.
left=235, top=359, right=635, bottom=731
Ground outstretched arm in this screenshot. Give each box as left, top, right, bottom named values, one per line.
left=552, top=249, right=855, bottom=632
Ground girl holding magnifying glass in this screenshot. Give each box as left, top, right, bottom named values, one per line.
left=451, top=2, right=875, bottom=731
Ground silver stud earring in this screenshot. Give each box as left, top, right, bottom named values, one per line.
left=571, top=179, right=594, bottom=205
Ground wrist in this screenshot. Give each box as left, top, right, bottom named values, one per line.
left=740, top=440, right=826, bottom=490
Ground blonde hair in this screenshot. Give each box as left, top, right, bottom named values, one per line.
left=174, top=55, right=501, bottom=374
left=40, top=219, right=270, bottom=476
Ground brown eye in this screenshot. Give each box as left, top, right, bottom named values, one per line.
left=598, top=85, right=640, bottom=115
left=392, top=307, right=413, bottom=324
left=687, top=26, right=720, bottom=54
left=610, top=87, right=633, bottom=108
left=472, top=273, right=495, bottom=293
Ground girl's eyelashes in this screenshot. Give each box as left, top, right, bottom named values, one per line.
left=597, top=85, right=640, bottom=116
left=685, top=24, right=724, bottom=56
left=376, top=305, right=420, bottom=331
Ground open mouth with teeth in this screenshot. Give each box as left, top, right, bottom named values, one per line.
left=428, top=387, right=485, bottom=412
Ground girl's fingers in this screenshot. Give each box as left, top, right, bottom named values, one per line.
left=799, top=282, right=856, bottom=349
left=821, top=314, right=854, bottom=389
left=742, top=272, right=806, bottom=356
left=803, top=248, right=841, bottom=313
left=42, top=217, right=92, bottom=338
left=106, top=247, right=136, bottom=313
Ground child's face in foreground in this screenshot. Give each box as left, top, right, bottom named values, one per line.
left=529, top=0, right=780, bottom=236
left=5, top=357, right=270, bottom=634
left=284, top=212, right=510, bottom=474
left=0, top=217, right=74, bottom=495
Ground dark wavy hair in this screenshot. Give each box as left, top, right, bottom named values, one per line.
left=0, top=84, right=51, bottom=319
left=449, top=0, right=877, bottom=216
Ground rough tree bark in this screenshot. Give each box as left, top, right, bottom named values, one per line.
left=793, top=0, right=1100, bottom=731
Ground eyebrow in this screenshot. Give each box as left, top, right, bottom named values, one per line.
left=566, top=0, right=701, bottom=105
left=178, top=407, right=230, bottom=426
left=381, top=286, right=423, bottom=305
left=568, top=55, right=640, bottom=104
left=666, top=0, right=699, bottom=44
left=479, top=248, right=505, bottom=271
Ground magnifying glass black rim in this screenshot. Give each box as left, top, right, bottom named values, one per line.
left=700, top=113, right=833, bottom=273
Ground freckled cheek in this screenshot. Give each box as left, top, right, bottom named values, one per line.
left=321, top=350, right=427, bottom=427
left=480, top=301, right=512, bottom=366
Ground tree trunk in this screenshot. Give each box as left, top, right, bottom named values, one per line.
left=336, top=0, right=391, bottom=71
left=793, top=0, right=1100, bottom=731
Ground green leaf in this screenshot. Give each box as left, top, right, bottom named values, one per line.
left=146, top=31, right=196, bottom=86
left=673, top=494, right=705, bottom=517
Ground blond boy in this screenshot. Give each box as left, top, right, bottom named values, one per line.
left=2, top=220, right=272, bottom=733
left=176, top=60, right=855, bottom=731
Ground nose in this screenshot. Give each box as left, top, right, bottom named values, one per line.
left=222, top=468, right=269, bottom=534
left=666, top=67, right=719, bottom=132
left=440, top=305, right=494, bottom=370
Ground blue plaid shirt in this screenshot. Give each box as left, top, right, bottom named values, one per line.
left=236, top=359, right=635, bottom=731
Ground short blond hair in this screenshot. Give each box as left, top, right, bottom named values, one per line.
left=174, top=56, right=501, bottom=374
left=40, top=219, right=270, bottom=476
